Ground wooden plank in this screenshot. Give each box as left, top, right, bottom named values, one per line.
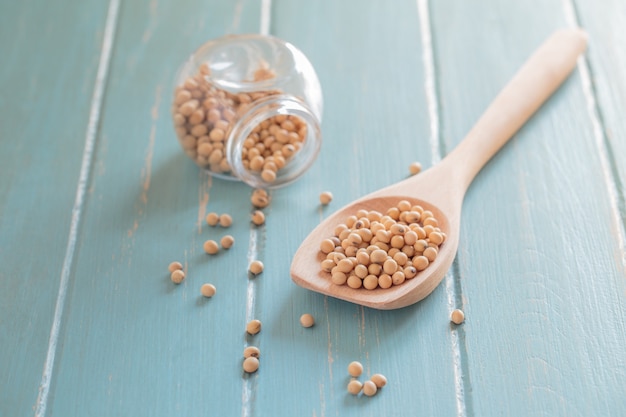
left=46, top=1, right=265, bottom=416
left=0, top=0, right=110, bottom=415
left=430, top=0, right=626, bottom=415
left=253, top=1, right=461, bottom=415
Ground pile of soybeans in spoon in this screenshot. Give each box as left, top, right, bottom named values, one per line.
left=319, top=200, right=445, bottom=290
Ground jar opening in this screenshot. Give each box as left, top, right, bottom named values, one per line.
left=226, top=95, right=322, bottom=188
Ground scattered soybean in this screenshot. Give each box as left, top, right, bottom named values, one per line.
left=251, top=210, right=265, bottom=226
left=451, top=309, right=465, bottom=325
left=206, top=212, right=219, bottom=226
left=409, top=162, right=422, bottom=175
left=243, top=346, right=260, bottom=359
left=246, top=319, right=262, bottom=335
left=168, top=261, right=183, bottom=273
left=243, top=357, right=259, bottom=373
left=203, top=240, right=219, bottom=255
left=170, top=270, right=185, bottom=284
left=299, top=313, right=315, bottom=328
left=370, top=374, right=387, bottom=388
left=319, top=191, right=333, bottom=205
left=362, top=380, right=377, bottom=397
left=348, top=361, right=363, bottom=377
left=347, top=380, right=363, bottom=395
left=220, top=235, right=235, bottom=249
left=219, top=213, right=233, bottom=227
left=249, top=260, right=264, bottom=275
left=200, top=283, right=216, bottom=297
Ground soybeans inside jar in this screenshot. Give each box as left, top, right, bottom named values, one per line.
left=171, top=34, right=323, bottom=188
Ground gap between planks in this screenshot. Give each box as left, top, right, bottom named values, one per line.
left=562, top=0, right=626, bottom=269
left=241, top=3, right=273, bottom=417
left=416, top=0, right=471, bottom=416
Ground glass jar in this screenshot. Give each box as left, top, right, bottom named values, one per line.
left=171, top=34, right=323, bottom=188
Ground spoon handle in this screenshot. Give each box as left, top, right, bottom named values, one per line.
left=444, top=29, right=588, bottom=191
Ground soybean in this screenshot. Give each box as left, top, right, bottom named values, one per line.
left=319, top=191, right=333, bottom=205
left=206, top=212, right=219, bottom=226
left=251, top=188, right=270, bottom=208
left=370, top=374, right=387, bottom=388
left=300, top=313, right=315, bottom=328
left=362, top=380, right=377, bottom=397
left=170, top=269, right=185, bottom=284
left=168, top=261, right=183, bottom=273
left=243, top=357, right=259, bottom=373
left=244, top=346, right=260, bottom=358
left=451, top=309, right=465, bottom=325
left=200, top=283, right=216, bottom=297
left=219, top=213, right=233, bottom=227
left=220, top=235, right=235, bottom=249
left=251, top=210, right=265, bottom=226
left=246, top=319, right=262, bottom=335
left=409, top=162, right=422, bottom=175
left=348, top=361, right=363, bottom=377
left=347, top=380, right=363, bottom=395
left=203, top=240, right=219, bottom=255
left=249, top=260, right=264, bottom=275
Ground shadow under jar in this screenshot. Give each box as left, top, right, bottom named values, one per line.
left=172, top=34, right=323, bottom=188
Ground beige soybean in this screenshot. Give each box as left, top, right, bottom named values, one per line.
left=363, top=275, right=379, bottom=290
left=423, top=246, right=438, bottom=262
left=168, top=261, right=183, bottom=273
left=206, top=212, right=219, bottom=226
left=246, top=319, right=262, bottom=335
left=251, top=210, right=265, bottom=226
left=203, top=240, right=219, bottom=255
left=370, top=373, right=387, bottom=388
left=220, top=235, right=235, bottom=249
left=249, top=260, right=264, bottom=275
left=347, top=275, right=362, bottom=289
left=200, top=283, right=216, bottom=297
left=451, top=309, right=465, bottom=325
left=362, top=380, right=378, bottom=397
left=251, top=188, right=271, bottom=208
left=170, top=269, right=185, bottom=284
left=219, top=213, right=233, bottom=227
left=347, top=379, right=363, bottom=395
left=243, top=357, right=260, bottom=373
left=348, top=361, right=363, bottom=377
left=409, top=162, right=422, bottom=175
left=299, top=313, right=315, bottom=328
left=244, top=346, right=260, bottom=359
left=319, top=191, right=333, bottom=205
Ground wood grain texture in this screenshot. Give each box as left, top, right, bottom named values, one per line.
left=0, top=0, right=109, bottom=415
left=430, top=0, right=626, bottom=415
left=44, top=1, right=263, bottom=416
left=2, top=0, right=626, bottom=416
left=256, top=1, right=461, bottom=415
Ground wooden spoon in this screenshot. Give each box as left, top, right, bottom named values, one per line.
left=291, top=29, right=588, bottom=310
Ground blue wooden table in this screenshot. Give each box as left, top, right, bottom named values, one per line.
left=1, top=0, right=625, bottom=416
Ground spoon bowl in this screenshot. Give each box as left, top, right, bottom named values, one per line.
left=291, top=29, right=588, bottom=309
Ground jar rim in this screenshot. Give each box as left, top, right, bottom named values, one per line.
left=226, top=94, right=322, bottom=189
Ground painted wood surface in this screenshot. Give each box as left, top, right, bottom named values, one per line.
left=1, top=1, right=624, bottom=417
left=0, top=0, right=110, bottom=414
